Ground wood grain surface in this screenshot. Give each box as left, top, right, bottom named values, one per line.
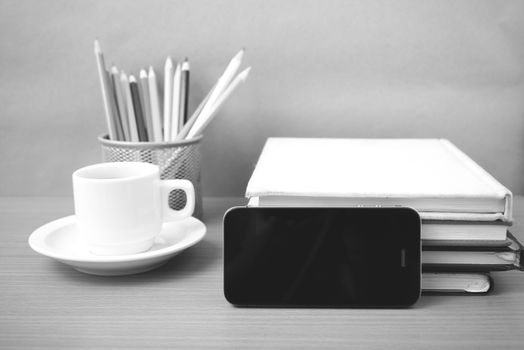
left=1, top=197, right=524, bottom=349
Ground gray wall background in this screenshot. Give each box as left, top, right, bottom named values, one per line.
left=2, top=0, right=524, bottom=197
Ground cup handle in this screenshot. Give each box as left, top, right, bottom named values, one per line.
left=160, top=179, right=195, bottom=221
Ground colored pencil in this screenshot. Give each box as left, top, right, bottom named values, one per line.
left=186, top=67, right=251, bottom=139
left=139, top=69, right=155, bottom=141
left=188, top=49, right=244, bottom=137
left=94, top=40, right=119, bottom=140
left=110, top=66, right=130, bottom=141
left=163, top=57, right=174, bottom=141
left=170, top=63, right=182, bottom=140
left=179, top=58, right=190, bottom=129
left=147, top=66, right=163, bottom=142
left=176, top=82, right=217, bottom=140
left=120, top=71, right=139, bottom=142
left=106, top=68, right=125, bottom=140
left=129, top=75, right=148, bottom=142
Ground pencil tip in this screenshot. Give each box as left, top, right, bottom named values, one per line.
left=139, top=69, right=147, bottom=78
left=148, top=66, right=155, bottom=74
left=110, top=65, right=118, bottom=74
left=165, top=56, right=173, bottom=67
left=94, top=39, right=101, bottom=53
left=234, top=48, right=244, bottom=61
left=240, top=66, right=251, bottom=79
left=129, top=75, right=136, bottom=82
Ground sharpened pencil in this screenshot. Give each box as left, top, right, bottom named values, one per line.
left=139, top=69, right=155, bottom=141
left=120, top=71, right=140, bottom=142
left=94, top=40, right=119, bottom=140
left=179, top=58, right=190, bottom=129
left=170, top=63, right=182, bottom=140
left=188, top=49, right=244, bottom=137
left=163, top=57, right=174, bottom=141
left=110, top=66, right=130, bottom=141
left=129, top=75, right=148, bottom=142
left=186, top=67, right=251, bottom=139
left=107, top=67, right=125, bottom=141
left=148, top=66, right=163, bottom=142
left=176, top=82, right=217, bottom=140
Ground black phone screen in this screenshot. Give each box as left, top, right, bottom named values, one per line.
left=223, top=207, right=421, bottom=307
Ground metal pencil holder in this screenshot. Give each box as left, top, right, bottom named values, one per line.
left=99, top=135, right=203, bottom=219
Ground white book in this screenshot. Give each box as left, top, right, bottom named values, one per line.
left=248, top=197, right=507, bottom=241
left=246, top=138, right=512, bottom=223
left=422, top=251, right=519, bottom=267
left=421, top=273, right=492, bottom=294
left=420, top=221, right=508, bottom=241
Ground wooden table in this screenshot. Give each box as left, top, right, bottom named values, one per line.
left=1, top=196, right=524, bottom=349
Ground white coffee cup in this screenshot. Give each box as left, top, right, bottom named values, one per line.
left=72, top=162, right=195, bottom=256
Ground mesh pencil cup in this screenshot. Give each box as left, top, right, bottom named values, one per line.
left=99, top=135, right=203, bottom=219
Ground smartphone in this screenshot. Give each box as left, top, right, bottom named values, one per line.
left=223, top=207, right=421, bottom=307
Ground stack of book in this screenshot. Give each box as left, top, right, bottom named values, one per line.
left=246, top=138, right=523, bottom=294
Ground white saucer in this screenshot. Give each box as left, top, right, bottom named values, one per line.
left=28, top=215, right=206, bottom=276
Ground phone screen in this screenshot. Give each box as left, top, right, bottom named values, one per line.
left=223, top=207, right=421, bottom=307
